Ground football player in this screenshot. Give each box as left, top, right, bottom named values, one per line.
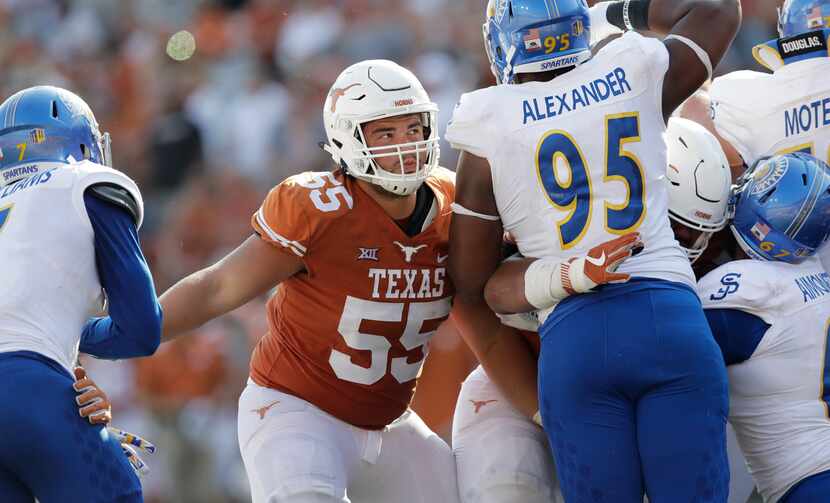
left=665, top=117, right=758, bottom=503
left=148, top=60, right=460, bottom=503
left=703, top=0, right=830, bottom=269
left=697, top=152, right=830, bottom=502
left=710, top=0, right=830, bottom=170
left=0, top=86, right=161, bottom=502
left=454, top=115, right=736, bottom=503
left=664, top=117, right=733, bottom=266
left=446, top=0, right=740, bottom=498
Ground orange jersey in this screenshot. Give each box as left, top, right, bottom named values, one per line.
left=250, top=168, right=455, bottom=429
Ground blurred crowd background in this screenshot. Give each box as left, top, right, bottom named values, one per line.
left=0, top=0, right=780, bottom=501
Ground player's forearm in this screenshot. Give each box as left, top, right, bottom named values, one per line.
left=80, top=193, right=162, bottom=359
left=484, top=258, right=536, bottom=314
left=159, top=265, right=230, bottom=341
left=451, top=298, right=539, bottom=419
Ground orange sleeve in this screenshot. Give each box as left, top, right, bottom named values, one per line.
left=251, top=178, right=315, bottom=258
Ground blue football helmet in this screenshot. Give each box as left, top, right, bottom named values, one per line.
left=483, top=0, right=592, bottom=84
left=0, top=86, right=111, bottom=187
left=730, top=152, right=830, bottom=263
left=778, top=0, right=830, bottom=37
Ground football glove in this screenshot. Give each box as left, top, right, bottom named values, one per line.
left=524, top=232, right=643, bottom=309
left=73, top=367, right=156, bottom=477
left=73, top=367, right=111, bottom=425
left=108, top=427, right=156, bottom=478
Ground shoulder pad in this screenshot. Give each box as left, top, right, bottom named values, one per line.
left=427, top=166, right=456, bottom=198
left=71, top=161, right=144, bottom=229
left=252, top=171, right=353, bottom=257
left=697, top=260, right=781, bottom=323
left=445, top=88, right=498, bottom=159
left=86, top=184, right=140, bottom=226
left=609, top=32, right=669, bottom=76
left=709, top=71, right=770, bottom=165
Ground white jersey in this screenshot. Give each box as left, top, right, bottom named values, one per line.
left=710, top=58, right=830, bottom=167
left=698, top=258, right=830, bottom=503
left=0, top=160, right=143, bottom=373
left=446, top=32, right=693, bottom=288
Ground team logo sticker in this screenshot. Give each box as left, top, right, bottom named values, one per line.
left=750, top=221, right=771, bottom=241
left=709, top=272, right=742, bottom=301
left=750, top=157, right=788, bottom=195
left=523, top=28, right=543, bottom=51
left=29, top=128, right=46, bottom=144
left=572, top=19, right=585, bottom=37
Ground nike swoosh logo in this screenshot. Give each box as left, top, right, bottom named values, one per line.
left=585, top=252, right=605, bottom=267
left=437, top=254, right=448, bottom=263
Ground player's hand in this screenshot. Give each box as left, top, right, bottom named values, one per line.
left=107, top=427, right=156, bottom=478
left=73, top=367, right=112, bottom=425
left=566, top=232, right=643, bottom=293
left=73, top=368, right=156, bottom=477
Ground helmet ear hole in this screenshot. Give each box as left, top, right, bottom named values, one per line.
left=51, top=101, right=58, bottom=119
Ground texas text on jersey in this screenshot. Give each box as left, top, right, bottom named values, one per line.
left=250, top=167, right=455, bottom=429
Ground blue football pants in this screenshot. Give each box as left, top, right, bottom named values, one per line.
left=781, top=470, right=830, bottom=502
left=538, top=280, right=730, bottom=503
left=0, top=351, right=142, bottom=503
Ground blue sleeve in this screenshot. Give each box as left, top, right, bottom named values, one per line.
left=704, top=308, right=769, bottom=366
left=80, top=191, right=162, bottom=358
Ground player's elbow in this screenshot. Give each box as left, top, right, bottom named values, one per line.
left=483, top=278, right=512, bottom=315
left=133, top=305, right=163, bottom=356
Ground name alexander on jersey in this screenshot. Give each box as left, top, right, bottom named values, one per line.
left=521, top=67, right=632, bottom=125
left=368, top=267, right=447, bottom=300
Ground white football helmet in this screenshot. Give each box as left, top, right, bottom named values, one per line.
left=665, top=117, right=732, bottom=262
left=322, top=60, right=439, bottom=196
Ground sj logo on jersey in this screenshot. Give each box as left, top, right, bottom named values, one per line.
left=710, top=273, right=742, bottom=301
